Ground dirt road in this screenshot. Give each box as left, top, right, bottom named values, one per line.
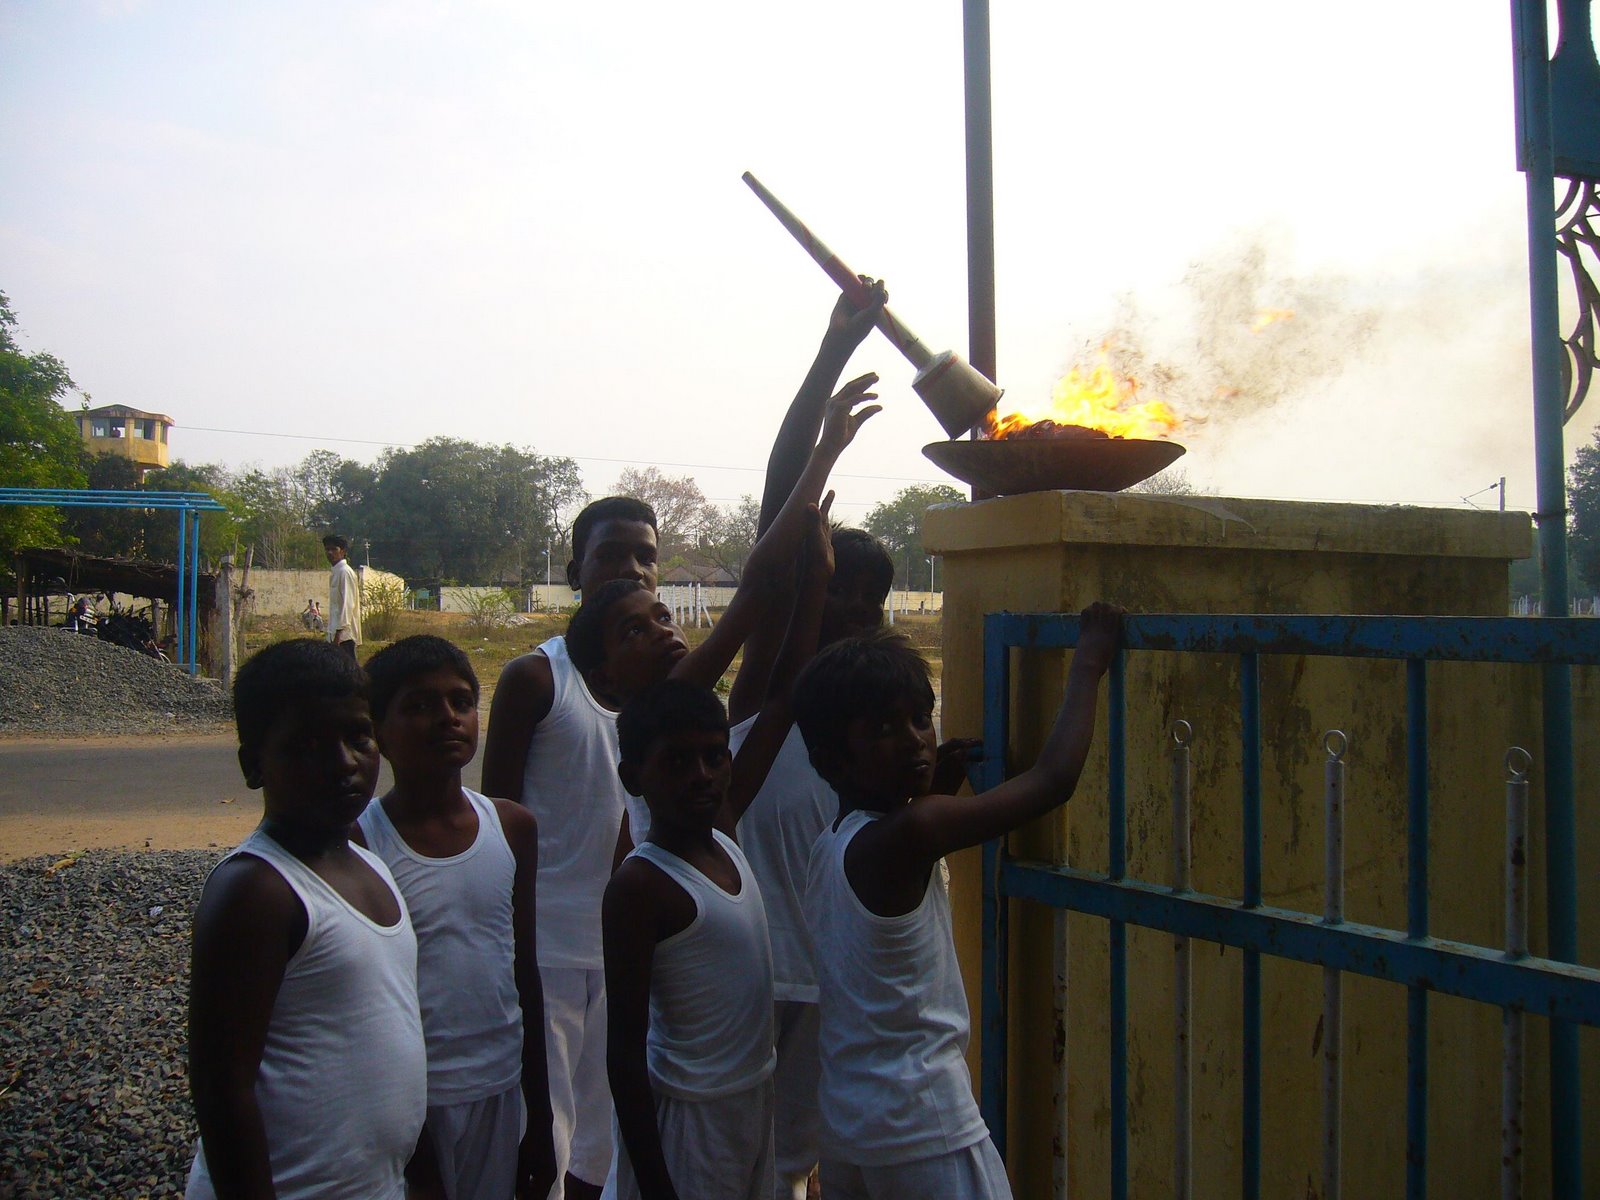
left=0, top=732, right=395, bottom=861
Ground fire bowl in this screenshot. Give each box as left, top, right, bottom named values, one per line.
left=922, top=436, right=1186, bottom=496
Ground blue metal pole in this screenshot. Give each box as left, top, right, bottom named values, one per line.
left=175, top=508, right=187, bottom=672
left=1511, top=2, right=1582, bottom=1190
left=1240, top=653, right=1262, bottom=1200
left=1405, top=659, right=1429, bottom=1199
left=1108, top=650, right=1128, bottom=1200
left=188, top=509, right=201, bottom=675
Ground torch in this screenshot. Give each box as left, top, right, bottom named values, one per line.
left=742, top=171, right=1000, bottom=439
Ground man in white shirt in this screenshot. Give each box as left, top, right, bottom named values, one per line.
left=323, top=535, right=362, bottom=658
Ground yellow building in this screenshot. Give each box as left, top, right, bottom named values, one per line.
left=77, top=404, right=173, bottom=477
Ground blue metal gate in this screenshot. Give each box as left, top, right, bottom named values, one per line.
left=977, top=612, right=1600, bottom=1198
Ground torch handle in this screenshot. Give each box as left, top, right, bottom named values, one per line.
left=742, top=172, right=933, bottom=370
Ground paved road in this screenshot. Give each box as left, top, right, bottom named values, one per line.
left=0, top=734, right=395, bottom=818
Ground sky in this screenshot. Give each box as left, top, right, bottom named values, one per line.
left=2, top=0, right=1596, bottom=525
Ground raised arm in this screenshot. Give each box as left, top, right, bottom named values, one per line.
left=896, top=603, right=1122, bottom=864
left=757, top=280, right=887, bottom=535
left=718, top=498, right=834, bottom=836
left=479, top=653, right=554, bottom=802
left=188, top=858, right=305, bottom=1200
left=679, top=379, right=879, bottom=694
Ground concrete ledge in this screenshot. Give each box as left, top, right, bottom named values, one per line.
left=922, top=491, right=1533, bottom=561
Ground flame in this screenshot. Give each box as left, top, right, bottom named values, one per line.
left=1249, top=308, right=1295, bottom=334
left=985, top=347, right=1179, bottom=440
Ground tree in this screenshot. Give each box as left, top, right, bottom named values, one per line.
left=1569, top=430, right=1600, bottom=591
left=699, top=495, right=761, bottom=576
left=0, top=291, right=87, bottom=562
left=863, top=484, right=963, bottom=586
left=612, top=466, right=710, bottom=557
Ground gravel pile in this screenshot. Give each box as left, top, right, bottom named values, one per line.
left=1, top=849, right=222, bottom=1198
left=0, top=627, right=231, bottom=736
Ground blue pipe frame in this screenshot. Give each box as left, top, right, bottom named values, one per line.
left=977, top=611, right=1600, bottom=1197
left=1, top=488, right=229, bottom=675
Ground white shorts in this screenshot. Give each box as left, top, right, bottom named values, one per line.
left=771, top=1000, right=821, bottom=1199
left=820, top=1137, right=1012, bottom=1200
left=425, top=1083, right=525, bottom=1200
left=542, top=964, right=613, bottom=1188
left=603, top=1078, right=775, bottom=1200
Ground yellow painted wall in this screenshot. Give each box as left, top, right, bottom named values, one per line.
left=924, top=491, right=1598, bottom=1199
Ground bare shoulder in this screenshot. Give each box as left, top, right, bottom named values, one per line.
left=193, top=852, right=306, bottom=948
left=491, top=649, right=555, bottom=718
left=603, top=855, right=695, bottom=940
left=491, top=796, right=538, bottom=843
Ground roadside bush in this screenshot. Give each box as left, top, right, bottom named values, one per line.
left=364, top=575, right=406, bottom=641
left=462, top=588, right=519, bottom=634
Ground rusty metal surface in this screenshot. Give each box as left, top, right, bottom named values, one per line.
left=922, top=436, right=1185, bottom=494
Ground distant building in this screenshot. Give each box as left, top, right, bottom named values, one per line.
left=77, top=404, right=174, bottom=477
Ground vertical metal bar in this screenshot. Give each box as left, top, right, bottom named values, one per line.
left=1240, top=653, right=1261, bottom=1200
left=1406, top=659, right=1428, bottom=1200
left=188, top=510, right=202, bottom=675
left=1170, top=721, right=1194, bottom=1200
left=962, top=0, right=997, bottom=385
left=175, top=507, right=187, bottom=672
left=1502, top=747, right=1532, bottom=1200
left=1510, top=3, right=1583, bottom=1183
left=1052, top=906, right=1069, bottom=1200
left=1108, top=649, right=1127, bottom=1200
left=1322, top=731, right=1348, bottom=1200
left=980, top=617, right=1011, bottom=1158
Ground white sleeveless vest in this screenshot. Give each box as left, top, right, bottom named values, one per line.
left=629, top=832, right=776, bottom=1099
left=805, top=809, right=988, bottom=1166
left=186, top=829, right=425, bottom=1200
left=357, top=789, right=523, bottom=1104
left=519, top=635, right=626, bottom=968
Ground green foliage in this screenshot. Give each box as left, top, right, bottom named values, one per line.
left=460, top=587, right=519, bottom=634
left=0, top=291, right=87, bottom=559
left=362, top=574, right=407, bottom=641
left=699, top=494, right=760, bottom=575
left=863, top=484, right=964, bottom=586
left=1570, top=430, right=1600, bottom=592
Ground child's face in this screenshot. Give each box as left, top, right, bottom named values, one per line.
left=593, top=589, right=688, bottom=699
left=625, top=727, right=731, bottom=834
left=375, top=667, right=478, bottom=775
left=834, top=697, right=938, bottom=803
left=570, top=519, right=659, bottom=595
left=820, top=569, right=888, bottom=647
left=243, top=694, right=381, bottom=835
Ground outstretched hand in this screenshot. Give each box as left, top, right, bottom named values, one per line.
left=802, top=492, right=837, bottom=584
left=826, top=276, right=888, bottom=351
left=817, top=374, right=881, bottom=458
left=1072, top=601, right=1124, bottom=676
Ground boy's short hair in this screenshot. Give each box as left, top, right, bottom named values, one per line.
left=571, top=497, right=658, bottom=565
left=322, top=534, right=349, bottom=553
left=830, top=526, right=894, bottom=601
left=617, top=678, right=729, bottom=766
left=234, top=638, right=367, bottom=753
left=793, top=628, right=935, bottom=763
left=364, top=635, right=479, bottom=721
left=566, top=578, right=647, bottom=674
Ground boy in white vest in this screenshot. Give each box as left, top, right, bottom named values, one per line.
left=599, top=494, right=836, bottom=1200
left=354, top=635, right=557, bottom=1200
left=793, top=606, right=1120, bottom=1199
left=187, top=639, right=427, bottom=1200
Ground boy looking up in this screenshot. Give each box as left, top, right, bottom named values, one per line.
left=600, top=495, right=837, bottom=1200
left=354, top=636, right=557, bottom=1200
left=793, top=606, right=1120, bottom=1199
left=480, top=494, right=660, bottom=1200
left=187, top=639, right=426, bottom=1200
